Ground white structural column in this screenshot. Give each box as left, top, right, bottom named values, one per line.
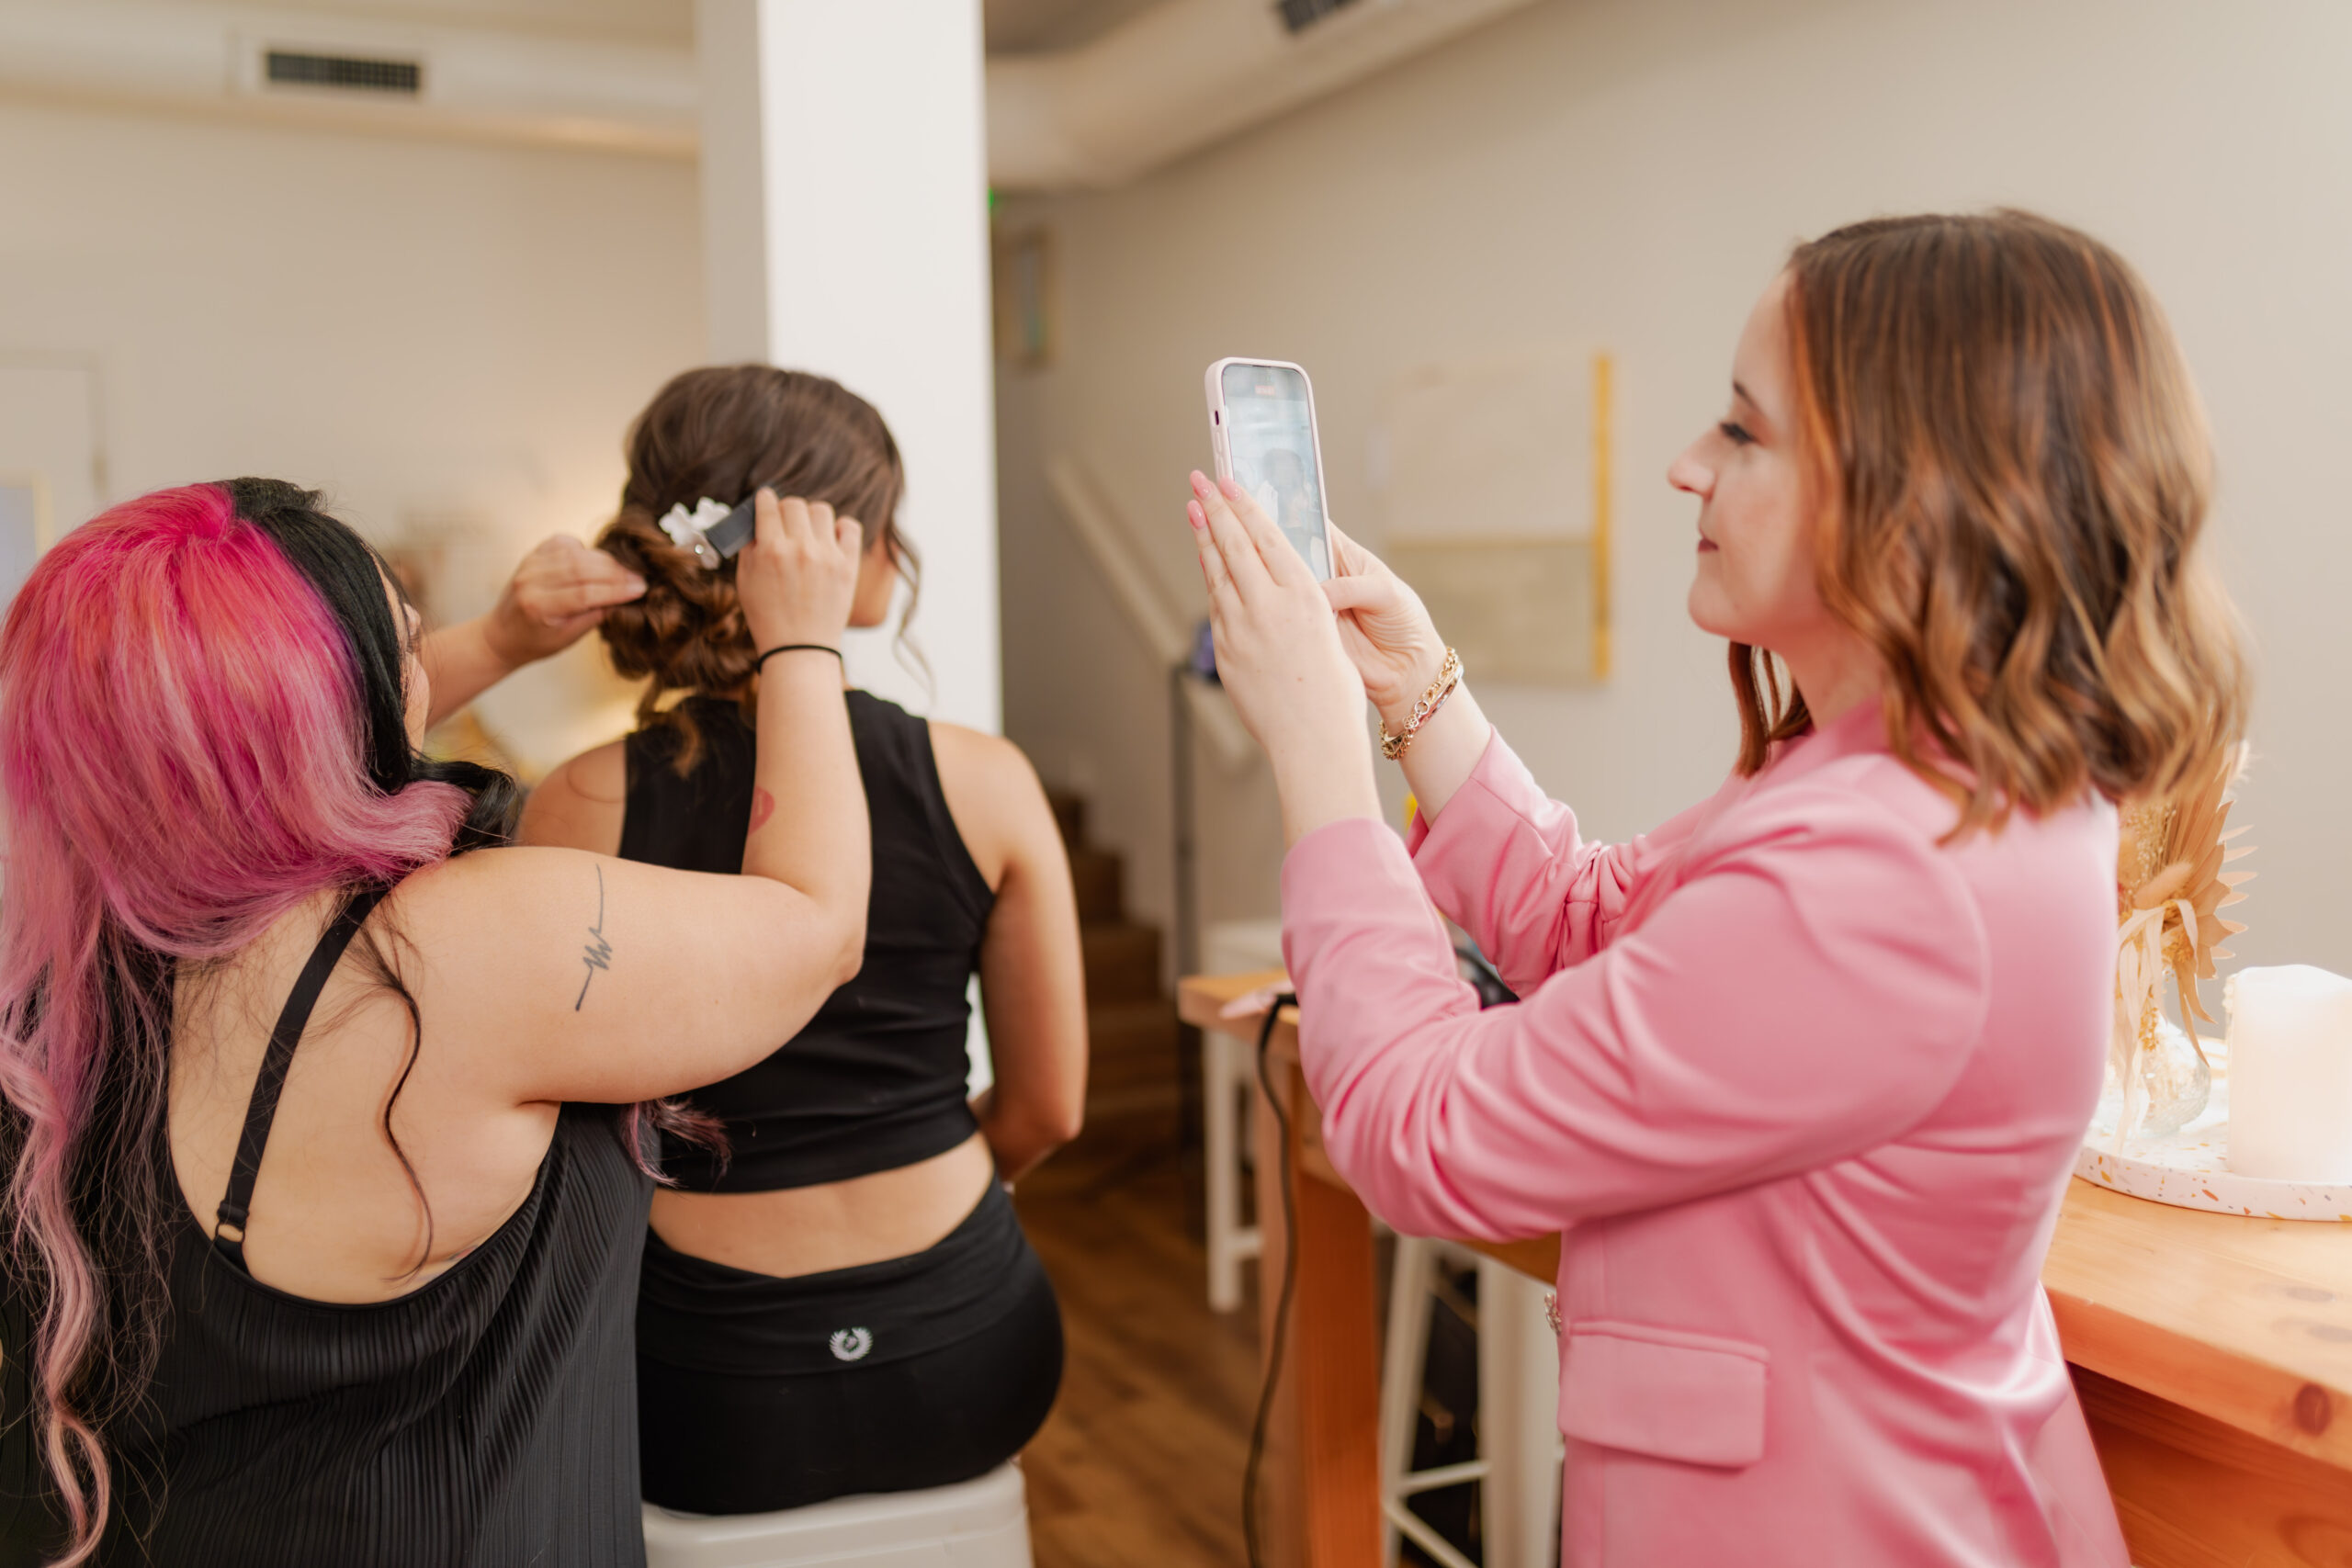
left=695, top=0, right=1001, bottom=733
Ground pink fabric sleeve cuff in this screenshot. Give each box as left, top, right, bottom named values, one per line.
left=1402, top=725, right=1520, bottom=859
left=1408, top=728, right=1553, bottom=920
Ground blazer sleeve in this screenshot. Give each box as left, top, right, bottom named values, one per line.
left=1280, top=783, right=1990, bottom=1241
left=1408, top=728, right=1709, bottom=996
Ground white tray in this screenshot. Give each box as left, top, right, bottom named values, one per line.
left=2075, top=1066, right=2352, bottom=1221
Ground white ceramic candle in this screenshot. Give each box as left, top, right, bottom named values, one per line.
left=2224, top=965, right=2352, bottom=1182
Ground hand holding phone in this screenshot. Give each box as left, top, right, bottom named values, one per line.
left=1204, top=357, right=1335, bottom=581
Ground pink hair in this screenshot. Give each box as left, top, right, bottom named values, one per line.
left=0, top=485, right=469, bottom=1562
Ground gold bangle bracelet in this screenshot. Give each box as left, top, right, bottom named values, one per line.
left=1379, top=648, right=1462, bottom=761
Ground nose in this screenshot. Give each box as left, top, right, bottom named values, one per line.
left=1667, top=443, right=1713, bottom=500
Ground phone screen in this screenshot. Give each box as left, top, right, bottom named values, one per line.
left=1220, top=363, right=1330, bottom=580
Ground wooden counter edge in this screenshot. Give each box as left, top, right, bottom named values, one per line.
left=1178, top=968, right=1295, bottom=1038
left=1177, top=972, right=2352, bottom=1472
left=2044, top=1264, right=2352, bottom=1471
left=1183, top=972, right=1564, bottom=1285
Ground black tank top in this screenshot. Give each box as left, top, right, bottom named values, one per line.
left=0, top=889, right=657, bottom=1567
left=618, top=692, right=995, bottom=1190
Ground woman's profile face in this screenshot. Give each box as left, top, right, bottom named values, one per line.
left=847, top=525, right=899, bottom=629
left=386, top=573, right=431, bottom=748
left=1668, top=273, right=1830, bottom=654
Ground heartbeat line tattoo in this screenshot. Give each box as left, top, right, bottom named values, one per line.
left=576, top=864, right=613, bottom=1010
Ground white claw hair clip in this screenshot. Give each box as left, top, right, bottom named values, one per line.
left=658, top=497, right=733, bottom=570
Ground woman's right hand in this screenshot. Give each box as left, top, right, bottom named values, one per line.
left=736, top=489, right=864, bottom=652
left=1320, top=524, right=1448, bottom=727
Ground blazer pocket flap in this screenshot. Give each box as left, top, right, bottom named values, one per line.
left=1558, top=1321, right=1768, bottom=1469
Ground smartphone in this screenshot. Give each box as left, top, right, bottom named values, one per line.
left=1204, top=357, right=1335, bottom=581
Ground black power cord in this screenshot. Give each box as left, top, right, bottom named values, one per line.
left=1237, top=952, right=1505, bottom=1566
left=1240, top=989, right=1299, bottom=1568
left=1453, top=941, right=1517, bottom=1008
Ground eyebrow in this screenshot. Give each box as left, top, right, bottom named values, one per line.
left=1729, top=379, right=1774, bottom=437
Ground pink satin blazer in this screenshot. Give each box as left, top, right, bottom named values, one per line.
left=1280, top=703, right=2130, bottom=1566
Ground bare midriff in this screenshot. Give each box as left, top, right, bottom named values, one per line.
left=647, top=1131, right=997, bottom=1279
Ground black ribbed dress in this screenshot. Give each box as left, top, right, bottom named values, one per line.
left=0, top=901, right=655, bottom=1568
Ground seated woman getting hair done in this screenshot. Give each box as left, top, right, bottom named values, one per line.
left=0, top=478, right=870, bottom=1567
left=1187, top=211, right=2244, bottom=1566
left=521, top=367, right=1085, bottom=1517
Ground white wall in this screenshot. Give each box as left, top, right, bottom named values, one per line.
left=0, top=95, right=705, bottom=772
left=994, top=0, right=2352, bottom=983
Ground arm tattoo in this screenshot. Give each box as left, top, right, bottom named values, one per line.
left=575, top=863, right=614, bottom=1010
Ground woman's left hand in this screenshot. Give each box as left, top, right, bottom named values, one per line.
left=1187, top=470, right=1382, bottom=843
left=483, top=535, right=649, bottom=669
left=418, top=535, right=651, bottom=732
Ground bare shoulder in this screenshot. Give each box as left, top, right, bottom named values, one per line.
left=382, top=842, right=601, bottom=942
left=928, top=722, right=1037, bottom=792
left=517, top=739, right=628, bottom=853
left=928, top=723, right=1053, bottom=890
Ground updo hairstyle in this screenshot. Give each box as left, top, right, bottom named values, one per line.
left=596, top=367, right=912, bottom=763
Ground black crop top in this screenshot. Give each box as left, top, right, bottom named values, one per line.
left=618, top=692, right=996, bottom=1190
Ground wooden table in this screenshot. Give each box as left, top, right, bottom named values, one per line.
left=1180, top=969, right=2352, bottom=1568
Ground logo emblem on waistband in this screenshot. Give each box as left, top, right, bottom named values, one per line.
left=829, top=1327, right=874, bottom=1362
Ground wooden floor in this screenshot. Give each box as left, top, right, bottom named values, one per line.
left=1014, top=1130, right=1262, bottom=1568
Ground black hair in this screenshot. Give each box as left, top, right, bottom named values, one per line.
left=220, top=478, right=518, bottom=850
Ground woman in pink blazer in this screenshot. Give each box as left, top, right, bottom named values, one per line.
left=1184, top=211, right=2245, bottom=1566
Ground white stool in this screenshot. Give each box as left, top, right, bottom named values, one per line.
left=1379, top=1238, right=1563, bottom=1568
left=642, top=1462, right=1034, bottom=1568
left=1200, top=919, right=1285, bottom=1312
left=1202, top=1024, right=1262, bottom=1311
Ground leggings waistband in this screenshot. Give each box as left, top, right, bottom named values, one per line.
left=637, top=1180, right=1046, bottom=1375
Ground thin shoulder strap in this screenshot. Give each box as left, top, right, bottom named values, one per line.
left=211, top=886, right=390, bottom=1270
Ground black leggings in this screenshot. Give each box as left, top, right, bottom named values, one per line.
left=636, top=1184, right=1064, bottom=1516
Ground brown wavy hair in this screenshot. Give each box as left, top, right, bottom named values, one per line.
left=1733, top=210, right=2246, bottom=835
left=596, top=366, right=914, bottom=768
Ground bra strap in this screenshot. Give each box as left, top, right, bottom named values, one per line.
left=212, top=887, right=390, bottom=1270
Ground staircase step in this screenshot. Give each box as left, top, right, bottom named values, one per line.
left=1047, top=791, right=1086, bottom=849
left=1081, top=920, right=1161, bottom=1005
left=1086, top=998, right=1180, bottom=1081
left=1067, top=847, right=1123, bottom=923
left=1082, top=999, right=1183, bottom=1127
left=1084, top=1077, right=1182, bottom=1126
left=1044, top=788, right=1182, bottom=1136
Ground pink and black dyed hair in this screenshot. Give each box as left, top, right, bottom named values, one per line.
left=0, top=480, right=515, bottom=1562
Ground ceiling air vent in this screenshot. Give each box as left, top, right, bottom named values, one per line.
left=264, top=50, right=424, bottom=96
left=1274, top=0, right=1364, bottom=33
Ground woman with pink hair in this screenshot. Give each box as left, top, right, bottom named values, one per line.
left=0, top=477, right=872, bottom=1566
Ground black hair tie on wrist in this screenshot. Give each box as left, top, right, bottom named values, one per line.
left=754, top=643, right=843, bottom=671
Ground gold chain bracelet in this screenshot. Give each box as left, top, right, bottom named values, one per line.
left=1379, top=648, right=1462, bottom=761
